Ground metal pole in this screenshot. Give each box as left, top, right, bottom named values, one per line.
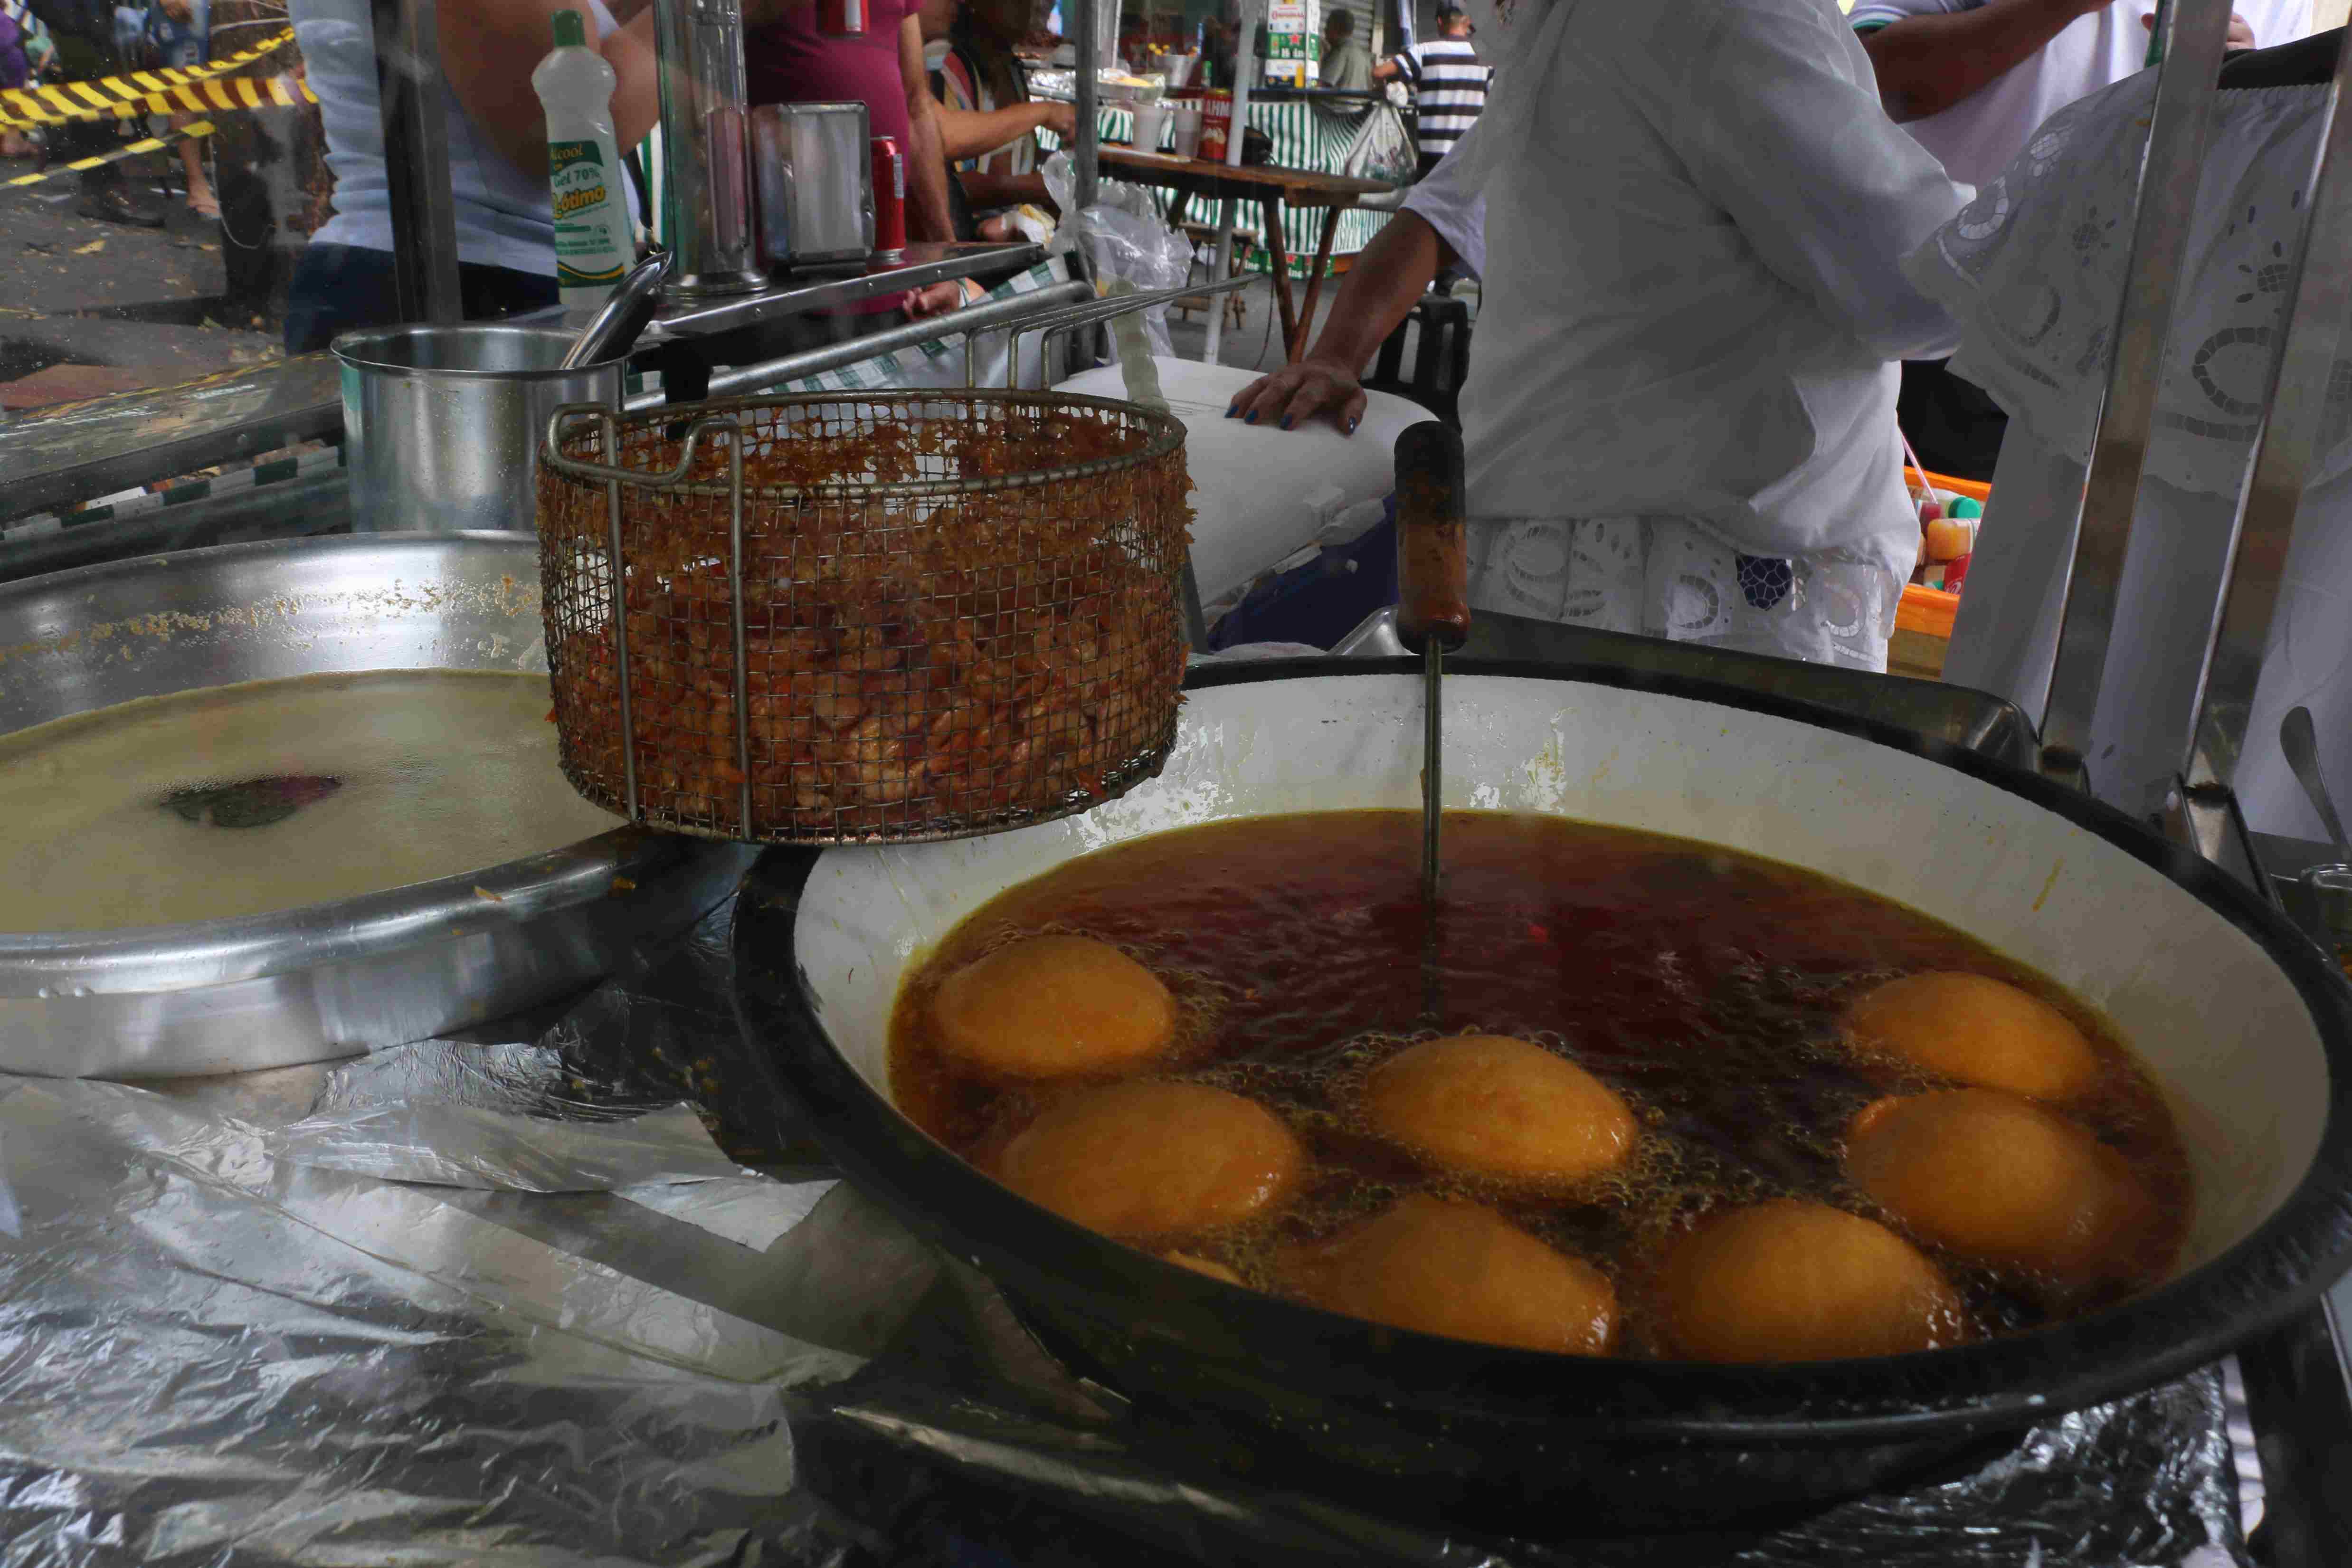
left=627, top=280, right=1095, bottom=405
left=1201, top=0, right=1267, bottom=365
left=2031, top=0, right=2236, bottom=791
left=370, top=0, right=461, bottom=323
left=599, top=410, right=640, bottom=820
left=1202, top=200, right=1237, bottom=362
left=725, top=427, right=752, bottom=836
left=1228, top=0, right=1264, bottom=169
left=1072, top=0, right=1099, bottom=212
left=651, top=0, right=766, bottom=297
left=1017, top=272, right=1254, bottom=376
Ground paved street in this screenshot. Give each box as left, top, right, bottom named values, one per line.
left=0, top=143, right=279, bottom=411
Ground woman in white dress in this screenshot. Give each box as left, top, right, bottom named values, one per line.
left=1233, top=0, right=1968, bottom=670
left=1909, top=28, right=2351, bottom=837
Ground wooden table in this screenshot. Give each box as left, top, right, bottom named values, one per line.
left=1095, top=149, right=1397, bottom=363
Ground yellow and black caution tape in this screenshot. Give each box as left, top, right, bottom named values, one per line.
left=0, top=27, right=296, bottom=128
left=3, top=116, right=218, bottom=188
left=1, top=69, right=316, bottom=134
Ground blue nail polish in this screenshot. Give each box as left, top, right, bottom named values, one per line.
left=1347, top=417, right=1360, bottom=434
left=1244, top=410, right=1258, bottom=424
left=1280, top=414, right=1294, bottom=430
left=1224, top=404, right=1237, bottom=417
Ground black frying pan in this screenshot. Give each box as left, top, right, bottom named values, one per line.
left=726, top=650, right=2352, bottom=1532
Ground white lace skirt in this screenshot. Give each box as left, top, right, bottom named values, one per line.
left=1463, top=516, right=1903, bottom=672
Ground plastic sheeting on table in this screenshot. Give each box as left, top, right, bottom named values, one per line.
left=0, top=900, right=2260, bottom=1566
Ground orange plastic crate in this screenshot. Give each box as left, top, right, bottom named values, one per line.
left=1903, top=466, right=1992, bottom=506
left=1895, top=467, right=1985, bottom=650
left=1898, top=583, right=1958, bottom=640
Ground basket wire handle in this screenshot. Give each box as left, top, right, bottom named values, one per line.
left=542, top=403, right=646, bottom=819
left=544, top=403, right=754, bottom=833
left=601, top=409, right=640, bottom=819
left=544, top=402, right=745, bottom=494
left=968, top=279, right=1247, bottom=647
left=971, top=276, right=1256, bottom=392
left=718, top=418, right=754, bottom=839
left=536, top=391, right=1192, bottom=841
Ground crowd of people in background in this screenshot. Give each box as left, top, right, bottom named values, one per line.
left=1316, top=9, right=1368, bottom=90
left=1854, top=0, right=2314, bottom=480
left=1373, top=3, right=1484, bottom=175
left=1231, top=0, right=2346, bottom=840
left=922, top=0, right=1072, bottom=238
left=4, top=0, right=2346, bottom=816
left=1, top=0, right=219, bottom=224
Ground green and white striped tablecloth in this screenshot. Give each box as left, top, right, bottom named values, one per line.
left=642, top=96, right=1402, bottom=281
left=1040, top=98, right=1403, bottom=280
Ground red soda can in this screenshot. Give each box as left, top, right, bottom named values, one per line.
left=815, top=0, right=865, bottom=36
left=1198, top=88, right=1234, bottom=163
left=871, top=134, right=907, bottom=263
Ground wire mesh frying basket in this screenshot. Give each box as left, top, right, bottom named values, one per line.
left=537, top=391, right=1192, bottom=844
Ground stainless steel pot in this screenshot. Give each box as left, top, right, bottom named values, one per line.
left=333, top=325, right=624, bottom=535
left=733, top=659, right=2352, bottom=1527
left=0, top=533, right=754, bottom=1079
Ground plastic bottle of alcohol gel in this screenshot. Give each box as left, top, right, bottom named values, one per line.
left=532, top=9, right=635, bottom=316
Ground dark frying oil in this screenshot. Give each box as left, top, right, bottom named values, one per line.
left=889, top=810, right=2192, bottom=1352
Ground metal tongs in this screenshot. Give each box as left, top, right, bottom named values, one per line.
left=560, top=251, right=672, bottom=369
left=1393, top=422, right=1470, bottom=1018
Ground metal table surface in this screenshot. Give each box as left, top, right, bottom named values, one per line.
left=642, top=242, right=1041, bottom=342
left=0, top=887, right=2324, bottom=1568
left=0, top=355, right=345, bottom=531
left=1094, top=150, right=1394, bottom=364
left=0, top=513, right=2337, bottom=1562
left=0, top=244, right=1043, bottom=529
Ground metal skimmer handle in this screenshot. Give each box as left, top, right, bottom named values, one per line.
left=1394, top=420, right=1468, bottom=957
left=561, top=251, right=672, bottom=370
left=1394, top=422, right=1470, bottom=656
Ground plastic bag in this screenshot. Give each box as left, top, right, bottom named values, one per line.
left=1338, top=103, right=1416, bottom=185
left=1043, top=150, right=1194, bottom=358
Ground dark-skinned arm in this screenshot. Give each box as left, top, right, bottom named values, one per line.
left=441, top=0, right=664, bottom=180
left=1858, top=0, right=2106, bottom=121
left=936, top=96, right=1074, bottom=160
left=1224, top=210, right=1454, bottom=434
left=444, top=0, right=808, bottom=181
left=899, top=14, right=957, bottom=242
left=959, top=169, right=1052, bottom=208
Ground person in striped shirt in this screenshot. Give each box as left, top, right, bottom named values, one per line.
left=1373, top=4, right=1488, bottom=176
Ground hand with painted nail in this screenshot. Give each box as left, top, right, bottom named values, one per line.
left=1225, top=356, right=1369, bottom=436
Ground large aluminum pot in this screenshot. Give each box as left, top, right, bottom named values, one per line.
left=333, top=324, right=623, bottom=534
left=732, top=659, right=2352, bottom=1529
left=0, top=533, right=754, bottom=1079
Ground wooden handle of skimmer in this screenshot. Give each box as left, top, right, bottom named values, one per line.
left=1394, top=421, right=1470, bottom=654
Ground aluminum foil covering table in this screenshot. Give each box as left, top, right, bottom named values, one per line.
left=0, top=901, right=2261, bottom=1567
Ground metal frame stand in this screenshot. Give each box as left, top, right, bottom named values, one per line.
left=369, top=0, right=460, bottom=324
left=1201, top=0, right=1268, bottom=366
left=962, top=273, right=1254, bottom=648
left=2027, top=16, right=2352, bottom=1566
left=2036, top=1, right=2352, bottom=903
